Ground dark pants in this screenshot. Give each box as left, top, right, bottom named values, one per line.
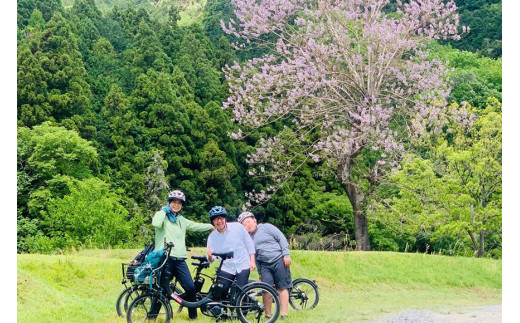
left=258, top=257, right=293, bottom=290
left=150, top=257, right=198, bottom=319
left=217, top=269, right=250, bottom=303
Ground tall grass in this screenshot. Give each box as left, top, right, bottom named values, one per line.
left=17, top=248, right=501, bottom=322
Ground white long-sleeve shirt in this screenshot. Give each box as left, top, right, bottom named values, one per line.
left=207, top=222, right=255, bottom=275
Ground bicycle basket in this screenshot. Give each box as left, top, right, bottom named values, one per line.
left=133, top=249, right=165, bottom=284
left=121, top=263, right=140, bottom=282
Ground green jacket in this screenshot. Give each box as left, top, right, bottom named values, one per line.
left=152, top=210, right=213, bottom=258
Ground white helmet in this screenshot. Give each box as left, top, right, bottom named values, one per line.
left=238, top=211, right=255, bottom=224
left=168, top=190, right=186, bottom=203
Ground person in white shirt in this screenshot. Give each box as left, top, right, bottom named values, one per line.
left=206, top=206, right=256, bottom=300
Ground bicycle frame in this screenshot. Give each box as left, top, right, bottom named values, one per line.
left=153, top=252, right=259, bottom=314
left=167, top=252, right=250, bottom=310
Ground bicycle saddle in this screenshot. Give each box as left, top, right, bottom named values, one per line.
left=212, top=252, right=234, bottom=260
left=191, top=255, right=208, bottom=261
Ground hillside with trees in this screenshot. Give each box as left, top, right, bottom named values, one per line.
left=17, top=0, right=501, bottom=258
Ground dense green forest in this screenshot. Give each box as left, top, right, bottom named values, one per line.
left=17, top=0, right=502, bottom=258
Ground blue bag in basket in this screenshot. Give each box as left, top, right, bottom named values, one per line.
left=133, top=249, right=165, bottom=283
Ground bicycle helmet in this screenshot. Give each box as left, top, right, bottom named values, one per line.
left=168, top=190, right=186, bottom=203
left=238, top=211, right=255, bottom=224
left=209, top=206, right=227, bottom=222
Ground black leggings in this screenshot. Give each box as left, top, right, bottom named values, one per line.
left=217, top=269, right=250, bottom=302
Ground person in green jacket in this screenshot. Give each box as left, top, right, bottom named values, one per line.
left=150, top=190, right=213, bottom=320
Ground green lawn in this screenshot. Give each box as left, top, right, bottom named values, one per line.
left=17, top=248, right=501, bottom=322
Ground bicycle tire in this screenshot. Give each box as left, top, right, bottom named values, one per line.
left=235, top=282, right=281, bottom=323
left=123, top=283, right=182, bottom=316
left=116, top=286, right=132, bottom=317
left=126, top=292, right=172, bottom=323
left=289, top=278, right=319, bottom=310
left=122, top=286, right=144, bottom=316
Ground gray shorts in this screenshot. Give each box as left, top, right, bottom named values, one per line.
left=258, top=257, right=293, bottom=290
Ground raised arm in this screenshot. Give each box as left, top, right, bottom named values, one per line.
left=152, top=210, right=166, bottom=228
left=185, top=217, right=214, bottom=233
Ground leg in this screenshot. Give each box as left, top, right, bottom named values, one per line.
left=172, top=260, right=198, bottom=319
left=216, top=270, right=235, bottom=301
left=161, top=258, right=176, bottom=295
left=233, top=269, right=250, bottom=304
left=272, top=257, right=293, bottom=318
left=258, top=266, right=275, bottom=318
left=235, top=269, right=250, bottom=288
left=278, top=289, right=289, bottom=316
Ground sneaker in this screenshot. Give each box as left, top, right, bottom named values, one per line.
left=280, top=315, right=287, bottom=320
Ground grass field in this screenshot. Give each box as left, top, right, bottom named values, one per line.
left=17, top=248, right=501, bottom=322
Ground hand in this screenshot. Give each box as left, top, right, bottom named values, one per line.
left=283, top=256, right=291, bottom=268
left=207, top=245, right=213, bottom=262
left=249, top=260, right=257, bottom=271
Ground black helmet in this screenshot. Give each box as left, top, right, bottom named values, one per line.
left=209, top=206, right=227, bottom=222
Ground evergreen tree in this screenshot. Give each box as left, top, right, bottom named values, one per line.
left=85, top=38, right=125, bottom=108
left=202, top=0, right=235, bottom=46
left=25, top=9, right=46, bottom=36
left=448, top=0, right=502, bottom=58
left=177, top=31, right=222, bottom=106
left=68, top=0, right=105, bottom=61
left=70, top=0, right=102, bottom=21
left=18, top=12, right=92, bottom=128
left=130, top=20, right=172, bottom=75
left=100, top=84, right=139, bottom=169
left=18, top=0, right=63, bottom=29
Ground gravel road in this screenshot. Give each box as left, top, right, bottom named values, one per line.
left=358, top=305, right=502, bottom=323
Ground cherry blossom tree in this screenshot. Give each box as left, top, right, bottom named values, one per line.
left=222, top=0, right=464, bottom=250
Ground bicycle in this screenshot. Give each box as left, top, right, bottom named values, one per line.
left=247, top=277, right=319, bottom=310
left=126, top=243, right=281, bottom=323
left=116, top=256, right=182, bottom=317
left=288, top=278, right=319, bottom=310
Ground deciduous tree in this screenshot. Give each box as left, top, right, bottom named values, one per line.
left=222, top=0, right=464, bottom=250
left=370, top=99, right=501, bottom=257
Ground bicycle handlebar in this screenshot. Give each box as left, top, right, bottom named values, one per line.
left=151, top=242, right=176, bottom=275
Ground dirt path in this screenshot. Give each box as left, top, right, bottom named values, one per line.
left=361, top=305, right=502, bottom=322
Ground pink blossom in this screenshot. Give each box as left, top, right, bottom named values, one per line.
left=222, top=0, right=464, bottom=203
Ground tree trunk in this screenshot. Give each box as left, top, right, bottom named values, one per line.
left=468, top=203, right=485, bottom=257
left=478, top=230, right=485, bottom=258
left=345, top=182, right=370, bottom=251
left=468, top=229, right=479, bottom=256
left=337, top=151, right=370, bottom=251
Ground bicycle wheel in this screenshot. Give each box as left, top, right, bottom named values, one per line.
left=127, top=292, right=172, bottom=323
left=289, top=278, right=319, bottom=310
left=116, top=286, right=132, bottom=317
left=235, top=282, right=280, bottom=323
left=122, top=286, right=144, bottom=316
